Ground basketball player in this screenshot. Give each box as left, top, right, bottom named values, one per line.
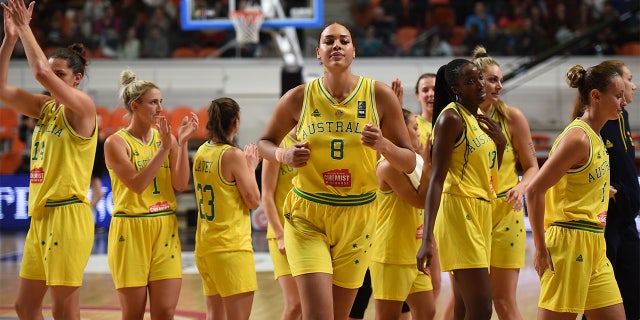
left=104, top=69, right=198, bottom=319
left=192, top=97, right=261, bottom=320
left=526, top=63, right=626, bottom=319
left=262, top=127, right=302, bottom=320
left=416, top=59, right=507, bottom=320
left=370, top=108, right=435, bottom=319
left=257, top=22, right=416, bottom=320
left=472, top=46, right=539, bottom=320
left=0, top=1, right=97, bottom=318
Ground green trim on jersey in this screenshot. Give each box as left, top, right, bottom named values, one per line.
left=293, top=187, right=376, bottom=206
left=112, top=210, right=175, bottom=218
left=44, top=195, right=82, bottom=207
left=550, top=220, right=604, bottom=234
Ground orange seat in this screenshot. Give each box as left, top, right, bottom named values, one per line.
left=0, top=107, right=18, bottom=139
left=450, top=26, right=466, bottom=46
left=168, top=106, right=195, bottom=136
left=0, top=150, right=22, bottom=174
left=172, top=47, right=197, bottom=59
left=193, top=106, right=210, bottom=139
left=431, top=5, right=456, bottom=28
left=110, top=108, right=131, bottom=133
left=198, top=47, right=219, bottom=58
left=95, top=106, right=112, bottom=135
left=395, top=27, right=419, bottom=54
left=620, top=42, right=640, bottom=56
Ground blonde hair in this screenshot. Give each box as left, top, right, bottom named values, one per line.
left=471, top=46, right=509, bottom=121
left=119, top=69, right=159, bottom=113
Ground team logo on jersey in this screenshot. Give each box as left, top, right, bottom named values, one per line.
left=335, top=110, right=343, bottom=117
left=357, top=101, right=366, bottom=118
left=312, top=108, right=321, bottom=117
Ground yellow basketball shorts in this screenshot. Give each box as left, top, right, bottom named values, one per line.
left=490, top=198, right=526, bottom=268
left=370, top=261, right=432, bottom=301
left=539, top=226, right=622, bottom=313
left=283, top=192, right=376, bottom=289
left=20, top=203, right=94, bottom=286
left=268, top=238, right=292, bottom=280
left=434, top=193, right=492, bottom=272
left=195, top=250, right=258, bottom=297
left=108, top=212, right=182, bottom=289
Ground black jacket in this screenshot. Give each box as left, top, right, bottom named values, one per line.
left=601, top=109, right=640, bottom=223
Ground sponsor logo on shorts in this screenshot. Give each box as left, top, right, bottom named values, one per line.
left=576, top=254, right=583, bottom=262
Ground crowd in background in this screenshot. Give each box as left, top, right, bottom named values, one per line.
left=1, top=0, right=638, bottom=60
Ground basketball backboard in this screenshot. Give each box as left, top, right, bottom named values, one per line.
left=180, top=0, right=324, bottom=30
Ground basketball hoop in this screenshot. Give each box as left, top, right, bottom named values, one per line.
left=229, top=9, right=265, bottom=44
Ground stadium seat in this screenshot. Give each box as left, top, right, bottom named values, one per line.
left=198, top=47, right=219, bottom=58
left=194, top=106, right=210, bottom=139
left=95, top=106, right=112, bottom=135
left=620, top=42, right=640, bottom=56
left=0, top=150, right=22, bottom=174
left=168, top=106, right=196, bottom=136
left=0, top=107, right=18, bottom=153
left=395, top=27, right=419, bottom=54
left=172, top=47, right=198, bottom=59
left=110, top=107, right=131, bottom=134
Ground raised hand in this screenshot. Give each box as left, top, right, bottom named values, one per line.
left=391, top=78, right=404, bottom=106
left=177, top=112, right=199, bottom=146
left=243, top=143, right=261, bottom=171
left=3, top=0, right=34, bottom=28
left=156, top=116, right=172, bottom=151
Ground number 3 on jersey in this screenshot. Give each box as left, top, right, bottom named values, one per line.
left=196, top=183, right=215, bottom=221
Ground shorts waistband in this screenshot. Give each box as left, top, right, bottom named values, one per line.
left=44, top=195, right=83, bottom=207
left=550, top=220, right=604, bottom=234
left=112, top=210, right=175, bottom=218
left=293, top=188, right=376, bottom=206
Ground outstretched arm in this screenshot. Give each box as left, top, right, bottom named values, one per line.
left=0, top=1, right=45, bottom=118
left=5, top=0, right=95, bottom=136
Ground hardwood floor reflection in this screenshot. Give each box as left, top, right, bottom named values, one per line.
left=0, top=229, right=550, bottom=319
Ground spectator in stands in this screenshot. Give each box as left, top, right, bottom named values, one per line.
left=426, top=32, right=453, bottom=57
left=548, top=2, right=575, bottom=44
left=514, top=16, right=549, bottom=56
left=67, top=10, right=92, bottom=48
left=464, top=1, right=496, bottom=40
left=117, top=27, right=141, bottom=59
left=141, top=25, right=170, bottom=58
left=92, top=5, right=122, bottom=58
left=356, top=25, right=383, bottom=57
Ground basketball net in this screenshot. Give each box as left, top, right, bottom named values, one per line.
left=229, top=7, right=265, bottom=44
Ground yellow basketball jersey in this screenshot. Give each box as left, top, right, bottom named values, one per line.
left=437, top=103, right=498, bottom=200
left=293, top=76, right=379, bottom=205
left=266, top=134, right=299, bottom=239
left=544, top=119, right=610, bottom=230
left=192, top=142, right=252, bottom=252
left=489, top=108, right=519, bottom=195
left=372, top=188, right=424, bottom=265
left=416, top=114, right=432, bottom=147
left=108, top=128, right=176, bottom=215
left=28, top=100, right=97, bottom=216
